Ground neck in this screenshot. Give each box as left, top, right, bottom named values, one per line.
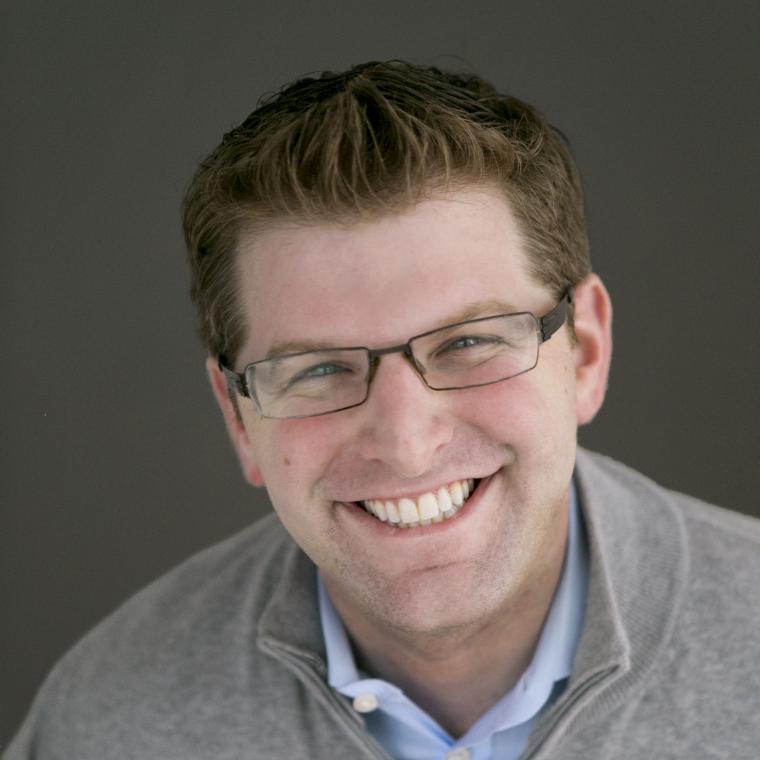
left=329, top=542, right=567, bottom=738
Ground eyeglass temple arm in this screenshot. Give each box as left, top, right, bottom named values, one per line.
left=218, top=357, right=250, bottom=397
left=539, top=289, right=572, bottom=343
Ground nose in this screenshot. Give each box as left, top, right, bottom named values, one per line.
left=354, top=353, right=454, bottom=478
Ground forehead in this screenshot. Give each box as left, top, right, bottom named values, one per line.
left=235, top=187, right=542, bottom=359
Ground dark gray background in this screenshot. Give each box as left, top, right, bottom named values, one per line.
left=2, top=0, right=759, bottom=746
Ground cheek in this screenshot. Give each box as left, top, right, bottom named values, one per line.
left=456, top=375, right=550, bottom=431
left=457, top=368, right=576, bottom=458
left=252, top=416, right=344, bottom=493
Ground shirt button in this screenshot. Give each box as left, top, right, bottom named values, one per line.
left=352, top=693, right=379, bottom=713
left=447, top=749, right=470, bottom=760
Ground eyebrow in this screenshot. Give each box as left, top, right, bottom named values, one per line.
left=264, top=299, right=519, bottom=359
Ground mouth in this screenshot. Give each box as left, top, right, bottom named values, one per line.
left=357, top=478, right=481, bottom=529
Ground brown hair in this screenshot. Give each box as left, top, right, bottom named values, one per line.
left=182, top=60, right=591, bottom=366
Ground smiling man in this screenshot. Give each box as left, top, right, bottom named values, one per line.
left=5, top=61, right=760, bottom=760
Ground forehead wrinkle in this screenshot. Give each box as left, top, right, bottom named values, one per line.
left=261, top=298, right=521, bottom=360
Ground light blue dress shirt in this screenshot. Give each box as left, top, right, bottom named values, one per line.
left=318, top=480, right=588, bottom=760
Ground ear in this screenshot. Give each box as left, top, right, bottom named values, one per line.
left=571, top=273, right=613, bottom=425
left=206, top=356, right=265, bottom=487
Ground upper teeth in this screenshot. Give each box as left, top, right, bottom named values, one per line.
left=361, top=479, right=476, bottom=528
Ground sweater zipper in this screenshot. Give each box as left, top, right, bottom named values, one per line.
left=261, top=639, right=393, bottom=760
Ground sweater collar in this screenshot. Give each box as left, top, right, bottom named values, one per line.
left=526, top=449, right=689, bottom=753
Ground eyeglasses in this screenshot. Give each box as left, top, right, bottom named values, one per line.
left=220, top=290, right=571, bottom=419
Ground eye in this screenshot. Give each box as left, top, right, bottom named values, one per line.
left=290, top=362, right=346, bottom=383
left=438, top=335, right=503, bottom=354
left=450, top=336, right=484, bottom=349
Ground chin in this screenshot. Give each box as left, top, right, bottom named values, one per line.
left=367, top=564, right=512, bottom=639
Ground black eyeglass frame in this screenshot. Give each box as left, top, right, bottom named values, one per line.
left=219, top=289, right=572, bottom=419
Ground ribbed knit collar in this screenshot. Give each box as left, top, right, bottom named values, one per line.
left=524, top=449, right=689, bottom=757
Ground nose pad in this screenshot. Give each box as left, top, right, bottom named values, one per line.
left=357, top=353, right=453, bottom=477
left=403, top=350, right=428, bottom=379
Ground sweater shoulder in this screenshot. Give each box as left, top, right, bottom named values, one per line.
left=576, top=447, right=760, bottom=552
left=67, top=512, right=293, bottom=665
left=5, top=514, right=301, bottom=758
left=577, top=447, right=760, bottom=608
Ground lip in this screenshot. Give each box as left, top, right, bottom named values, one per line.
left=336, top=471, right=497, bottom=538
left=334, top=472, right=497, bottom=506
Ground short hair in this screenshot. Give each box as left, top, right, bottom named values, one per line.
left=182, top=60, right=591, bottom=366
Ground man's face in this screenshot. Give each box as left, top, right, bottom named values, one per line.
left=220, top=186, right=607, bottom=638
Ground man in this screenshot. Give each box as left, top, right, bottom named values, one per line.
left=5, top=61, right=759, bottom=760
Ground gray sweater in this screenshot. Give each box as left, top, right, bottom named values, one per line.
left=4, top=449, right=760, bottom=759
